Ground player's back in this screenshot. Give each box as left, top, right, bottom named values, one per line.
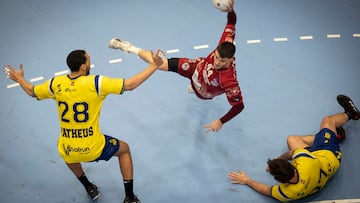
left=52, top=75, right=106, bottom=163
left=51, top=75, right=103, bottom=130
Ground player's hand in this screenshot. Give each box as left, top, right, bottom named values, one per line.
left=4, top=64, right=25, bottom=83
left=228, top=170, right=250, bottom=185
left=151, top=49, right=165, bottom=68
left=203, top=119, right=223, bottom=134
left=226, top=0, right=234, bottom=12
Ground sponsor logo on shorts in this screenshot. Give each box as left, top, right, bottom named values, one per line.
left=109, top=138, right=117, bottom=145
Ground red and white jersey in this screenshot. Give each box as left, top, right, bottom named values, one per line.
left=175, top=11, right=243, bottom=123
left=190, top=55, right=240, bottom=105
left=189, top=12, right=241, bottom=106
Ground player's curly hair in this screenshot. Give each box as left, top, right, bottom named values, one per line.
left=267, top=159, right=295, bottom=183
left=217, top=41, right=235, bottom=58
left=67, top=50, right=86, bottom=72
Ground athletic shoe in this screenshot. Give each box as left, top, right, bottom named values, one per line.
left=187, top=84, right=194, bottom=93
left=123, top=195, right=141, bottom=203
left=337, top=94, right=360, bottom=120
left=109, top=38, right=132, bottom=53
left=336, top=127, right=346, bottom=141
left=86, top=183, right=100, bottom=200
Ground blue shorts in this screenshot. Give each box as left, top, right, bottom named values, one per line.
left=307, top=128, right=341, bottom=155
left=93, top=135, right=120, bottom=162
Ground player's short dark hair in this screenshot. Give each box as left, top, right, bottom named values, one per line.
left=216, top=41, right=235, bottom=58
left=267, top=159, right=295, bottom=183
left=67, top=50, right=86, bottom=72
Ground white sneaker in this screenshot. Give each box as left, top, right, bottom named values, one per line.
left=187, top=84, right=194, bottom=94
left=109, top=38, right=132, bottom=53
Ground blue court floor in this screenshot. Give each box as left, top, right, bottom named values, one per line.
left=0, top=0, right=360, bottom=202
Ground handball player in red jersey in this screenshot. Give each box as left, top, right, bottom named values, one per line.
left=109, top=0, right=244, bottom=133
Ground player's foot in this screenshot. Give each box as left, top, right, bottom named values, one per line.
left=109, top=38, right=132, bottom=53
left=336, top=127, right=346, bottom=141
left=337, top=94, right=360, bottom=120
left=187, top=84, right=194, bottom=94
left=86, top=183, right=100, bottom=200
left=123, top=195, right=141, bottom=203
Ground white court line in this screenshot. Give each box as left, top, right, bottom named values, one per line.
left=109, top=58, right=122, bottom=64
left=4, top=32, right=359, bottom=89
left=247, top=39, right=261, bottom=44
left=6, top=83, right=20, bottom=88
left=54, top=70, right=69, bottom=76
left=273, top=37, right=288, bottom=42
left=166, top=49, right=180, bottom=54
left=30, top=76, right=44, bottom=82
left=327, top=34, right=341, bottom=38
left=309, top=198, right=360, bottom=203
left=193, top=44, right=209, bottom=50
left=300, top=35, right=314, bottom=40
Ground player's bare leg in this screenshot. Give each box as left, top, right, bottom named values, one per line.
left=66, top=163, right=100, bottom=200
left=66, top=162, right=84, bottom=177
left=286, top=112, right=348, bottom=153
left=320, top=113, right=348, bottom=133
left=115, top=141, right=133, bottom=180
left=109, top=38, right=169, bottom=71
left=115, top=140, right=140, bottom=203
left=286, top=135, right=315, bottom=151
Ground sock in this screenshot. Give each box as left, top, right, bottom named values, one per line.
left=336, top=133, right=343, bottom=140
left=336, top=127, right=346, bottom=140
left=128, top=46, right=142, bottom=55
left=344, top=111, right=352, bottom=121
left=124, top=179, right=135, bottom=198
left=78, top=173, right=92, bottom=188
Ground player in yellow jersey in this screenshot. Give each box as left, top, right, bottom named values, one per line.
left=227, top=95, right=360, bottom=201
left=4, top=49, right=164, bottom=203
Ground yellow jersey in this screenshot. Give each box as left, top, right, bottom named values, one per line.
left=33, top=74, right=125, bottom=163
left=271, top=148, right=341, bottom=201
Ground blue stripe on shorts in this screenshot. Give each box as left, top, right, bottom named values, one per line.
left=93, top=135, right=120, bottom=162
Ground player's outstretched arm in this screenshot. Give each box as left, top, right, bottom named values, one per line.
left=228, top=170, right=272, bottom=197
left=4, top=64, right=35, bottom=97
left=204, top=103, right=243, bottom=133
left=124, top=50, right=164, bottom=91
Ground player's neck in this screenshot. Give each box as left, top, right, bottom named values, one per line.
left=289, top=169, right=299, bottom=184
left=69, top=72, right=82, bottom=79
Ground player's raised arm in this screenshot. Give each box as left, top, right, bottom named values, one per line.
left=4, top=64, right=35, bottom=97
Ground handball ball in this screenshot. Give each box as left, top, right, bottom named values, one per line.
left=212, top=0, right=231, bottom=12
